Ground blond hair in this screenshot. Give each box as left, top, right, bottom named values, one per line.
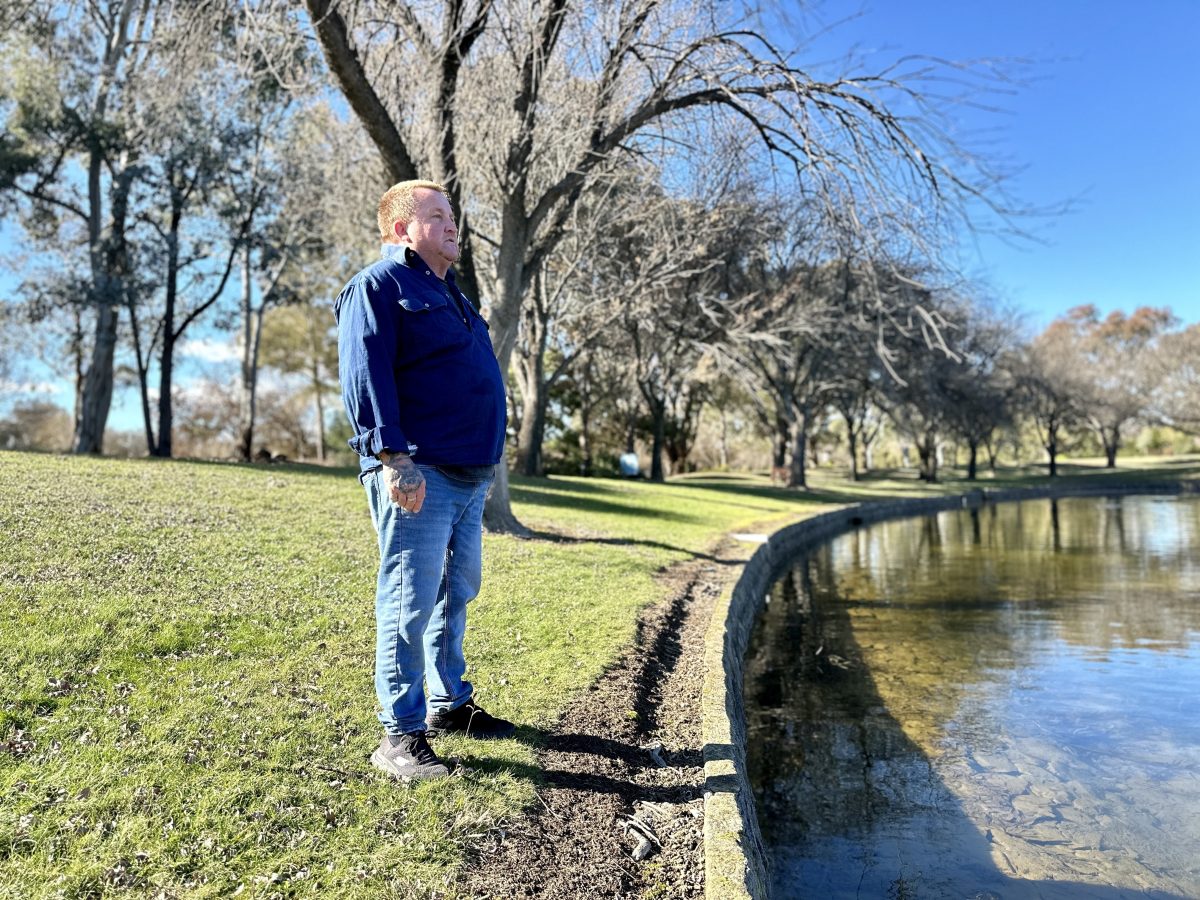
left=377, top=180, right=450, bottom=243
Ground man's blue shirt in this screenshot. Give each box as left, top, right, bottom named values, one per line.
left=335, top=244, right=507, bottom=476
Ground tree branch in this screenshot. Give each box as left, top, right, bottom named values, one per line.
left=305, top=0, right=418, bottom=183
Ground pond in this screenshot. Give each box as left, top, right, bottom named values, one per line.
left=744, top=495, right=1200, bottom=899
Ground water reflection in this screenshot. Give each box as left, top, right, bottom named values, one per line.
left=745, top=496, right=1200, bottom=899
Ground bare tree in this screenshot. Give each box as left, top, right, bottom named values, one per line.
left=941, top=305, right=1020, bottom=480
left=617, top=202, right=738, bottom=482
left=230, top=98, right=378, bottom=462
left=881, top=341, right=955, bottom=483
left=1015, top=328, right=1083, bottom=477
left=736, top=251, right=932, bottom=488
left=1, top=0, right=161, bottom=453
left=511, top=190, right=631, bottom=476
left=514, top=174, right=734, bottom=477
left=289, top=0, right=1022, bottom=529
left=569, top=336, right=647, bottom=476
left=1151, top=322, right=1200, bottom=434
left=132, top=105, right=250, bottom=457
left=827, top=361, right=883, bottom=482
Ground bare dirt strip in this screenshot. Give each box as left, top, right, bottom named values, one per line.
left=458, top=543, right=745, bottom=899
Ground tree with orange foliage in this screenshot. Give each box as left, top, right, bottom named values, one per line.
left=1041, top=305, right=1176, bottom=467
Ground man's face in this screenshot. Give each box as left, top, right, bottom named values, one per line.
left=398, top=188, right=459, bottom=273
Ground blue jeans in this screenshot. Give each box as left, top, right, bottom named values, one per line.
left=364, top=465, right=493, bottom=734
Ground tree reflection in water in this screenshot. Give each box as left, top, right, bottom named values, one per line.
left=744, top=496, right=1200, bottom=899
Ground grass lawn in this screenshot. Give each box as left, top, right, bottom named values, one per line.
left=1, top=450, right=1195, bottom=898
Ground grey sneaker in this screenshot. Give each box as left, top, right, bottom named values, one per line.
left=370, top=731, right=450, bottom=781
left=426, top=697, right=516, bottom=739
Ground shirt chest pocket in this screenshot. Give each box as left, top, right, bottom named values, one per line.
left=394, top=290, right=470, bottom=362
left=397, top=291, right=450, bottom=314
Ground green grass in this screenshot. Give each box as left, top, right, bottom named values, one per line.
left=0, top=450, right=1195, bottom=898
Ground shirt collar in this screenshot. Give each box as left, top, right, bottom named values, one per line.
left=380, top=243, right=457, bottom=287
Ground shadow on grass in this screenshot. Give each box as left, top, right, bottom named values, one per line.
left=460, top=726, right=700, bottom=801
left=665, top=477, right=851, bottom=505
left=522, top=527, right=751, bottom=563
left=509, top=484, right=700, bottom=524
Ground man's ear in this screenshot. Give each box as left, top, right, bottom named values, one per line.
left=393, top=220, right=409, bottom=243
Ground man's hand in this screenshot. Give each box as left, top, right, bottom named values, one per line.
left=380, top=452, right=426, bottom=513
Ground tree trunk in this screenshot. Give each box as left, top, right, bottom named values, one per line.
left=773, top=414, right=788, bottom=469
left=847, top=427, right=859, bottom=481
left=478, top=210, right=529, bottom=533
left=575, top=356, right=594, bottom=477
left=1103, top=425, right=1119, bottom=468
left=312, top=358, right=327, bottom=464
left=718, top=408, right=729, bottom=469
left=516, top=386, right=546, bottom=477
left=127, top=303, right=155, bottom=455
left=649, top=400, right=666, bottom=482
left=74, top=304, right=119, bottom=454
left=482, top=228, right=531, bottom=538
left=74, top=141, right=132, bottom=454
left=70, top=307, right=85, bottom=436
left=514, top=282, right=550, bottom=477
left=788, top=413, right=808, bottom=489
left=153, top=195, right=182, bottom=459
left=483, top=463, right=529, bottom=535
left=154, top=330, right=175, bottom=458
left=967, top=439, right=978, bottom=481
left=578, top=399, right=593, bottom=477
left=237, top=248, right=264, bottom=462
left=1047, top=435, right=1058, bottom=477
left=917, top=429, right=938, bottom=482
left=663, top=390, right=703, bottom=477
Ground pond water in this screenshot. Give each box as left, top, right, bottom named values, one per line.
left=744, top=495, right=1200, bottom=899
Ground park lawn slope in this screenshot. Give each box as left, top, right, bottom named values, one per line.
left=0, top=452, right=828, bottom=899
left=1, top=451, right=1194, bottom=898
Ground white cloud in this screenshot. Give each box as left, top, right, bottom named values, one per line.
left=0, top=380, right=63, bottom=395
left=180, top=338, right=240, bottom=363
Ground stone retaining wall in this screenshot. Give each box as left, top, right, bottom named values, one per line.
left=701, top=479, right=1197, bottom=899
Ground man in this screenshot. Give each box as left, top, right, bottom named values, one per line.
left=335, top=180, right=514, bottom=781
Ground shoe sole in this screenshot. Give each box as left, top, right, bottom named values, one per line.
left=370, top=748, right=450, bottom=781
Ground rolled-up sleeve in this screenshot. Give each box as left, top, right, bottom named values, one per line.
left=335, top=277, right=409, bottom=459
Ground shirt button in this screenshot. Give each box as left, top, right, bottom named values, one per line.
left=425, top=270, right=431, bottom=275
left=424, top=303, right=429, bottom=307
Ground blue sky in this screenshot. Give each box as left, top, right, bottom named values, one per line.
left=791, top=0, right=1200, bottom=328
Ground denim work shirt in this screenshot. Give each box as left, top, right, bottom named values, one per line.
left=335, top=244, right=507, bottom=478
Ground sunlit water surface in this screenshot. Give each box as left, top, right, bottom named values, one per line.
left=744, top=496, right=1200, bottom=899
